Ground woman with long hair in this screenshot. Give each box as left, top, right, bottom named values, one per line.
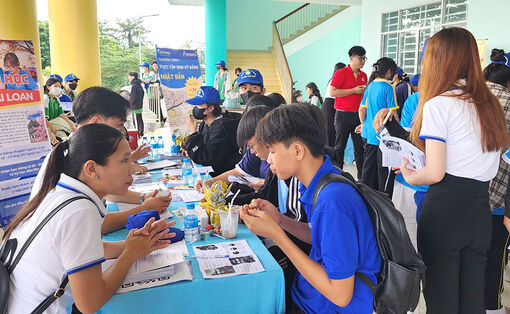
left=323, top=62, right=346, bottom=147
left=400, top=28, right=510, bottom=313
left=305, top=82, right=323, bottom=109
left=4, top=124, right=174, bottom=313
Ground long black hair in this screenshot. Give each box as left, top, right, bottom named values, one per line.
left=305, top=82, right=323, bottom=105
left=43, top=77, right=61, bottom=95
left=4, top=124, right=125, bottom=239
left=332, top=62, right=346, bottom=76
left=368, top=57, right=397, bottom=84
left=483, top=49, right=510, bottom=87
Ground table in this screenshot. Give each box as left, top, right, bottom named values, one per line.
left=98, top=170, right=285, bottom=314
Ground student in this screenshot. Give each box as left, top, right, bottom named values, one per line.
left=3, top=52, right=38, bottom=90
left=139, top=62, right=155, bottom=92
left=329, top=46, right=367, bottom=178
left=241, top=103, right=381, bottom=313
left=399, top=28, right=510, bottom=313
left=237, top=69, right=266, bottom=104
left=63, top=73, right=79, bottom=101
left=128, top=71, right=145, bottom=138
left=232, top=67, right=242, bottom=90
left=323, top=62, right=346, bottom=147
left=213, top=60, right=231, bottom=102
left=31, top=86, right=171, bottom=235
left=483, top=48, right=510, bottom=313
left=358, top=57, right=398, bottom=196
left=266, top=92, right=287, bottom=107
left=43, top=78, right=77, bottom=144
left=394, top=67, right=411, bottom=118
left=184, top=86, right=242, bottom=176
left=4, top=124, right=174, bottom=313
left=305, top=82, right=323, bottom=109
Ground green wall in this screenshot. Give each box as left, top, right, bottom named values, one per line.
left=226, top=0, right=300, bottom=51
left=287, top=14, right=362, bottom=99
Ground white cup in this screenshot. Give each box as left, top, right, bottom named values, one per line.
left=219, top=206, right=240, bottom=239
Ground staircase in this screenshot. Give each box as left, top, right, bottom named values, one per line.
left=227, top=51, right=285, bottom=100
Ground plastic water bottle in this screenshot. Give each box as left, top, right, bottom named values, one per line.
left=182, top=158, right=193, bottom=186
left=184, top=203, right=199, bottom=241
left=157, top=136, right=164, bottom=155
left=141, top=137, right=149, bottom=162
left=150, top=137, right=157, bottom=160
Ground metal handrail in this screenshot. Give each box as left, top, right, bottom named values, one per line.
left=275, top=3, right=310, bottom=24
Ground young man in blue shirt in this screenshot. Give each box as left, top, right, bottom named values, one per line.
left=241, top=104, right=381, bottom=313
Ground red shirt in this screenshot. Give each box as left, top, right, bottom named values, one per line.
left=330, top=65, right=367, bottom=112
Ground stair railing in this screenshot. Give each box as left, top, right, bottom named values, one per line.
left=272, top=21, right=293, bottom=104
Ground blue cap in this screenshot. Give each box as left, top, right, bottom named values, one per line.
left=49, top=73, right=63, bottom=82
left=397, top=67, right=404, bottom=76
left=216, top=60, right=226, bottom=67
left=64, top=73, right=79, bottom=82
left=491, top=52, right=510, bottom=67
left=410, top=74, right=420, bottom=86
left=186, top=86, right=221, bottom=105
left=139, top=62, right=150, bottom=68
left=237, top=69, right=263, bottom=86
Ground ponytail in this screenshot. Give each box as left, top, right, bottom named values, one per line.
left=369, top=57, right=397, bottom=84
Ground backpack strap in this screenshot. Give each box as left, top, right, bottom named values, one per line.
left=31, top=276, right=69, bottom=314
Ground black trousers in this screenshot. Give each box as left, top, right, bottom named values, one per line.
left=333, top=110, right=364, bottom=179
left=135, top=113, right=144, bottom=138
left=485, top=214, right=509, bottom=310
left=321, top=98, right=336, bottom=147
left=418, top=174, right=491, bottom=314
left=361, top=141, right=395, bottom=197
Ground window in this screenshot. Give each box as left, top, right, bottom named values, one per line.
left=381, top=0, right=468, bottom=75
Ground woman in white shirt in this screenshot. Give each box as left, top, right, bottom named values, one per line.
left=399, top=28, right=510, bottom=313
left=322, top=62, right=346, bottom=147
left=3, top=124, right=174, bottom=313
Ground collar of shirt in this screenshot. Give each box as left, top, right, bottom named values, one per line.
left=56, top=174, right=106, bottom=217
left=298, top=155, right=338, bottom=207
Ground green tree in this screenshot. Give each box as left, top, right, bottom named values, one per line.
left=38, top=21, right=51, bottom=69
left=114, top=18, right=150, bottom=49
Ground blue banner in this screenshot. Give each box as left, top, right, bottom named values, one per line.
left=156, top=48, right=201, bottom=90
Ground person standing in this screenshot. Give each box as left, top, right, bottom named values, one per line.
left=323, top=62, right=346, bottom=148
left=140, top=62, right=155, bottom=92
left=328, top=46, right=367, bottom=179
left=128, top=72, right=145, bottom=138
left=213, top=60, right=231, bottom=102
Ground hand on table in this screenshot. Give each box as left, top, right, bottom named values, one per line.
left=133, top=218, right=177, bottom=236
left=131, top=144, right=151, bottom=162
left=373, top=108, right=391, bottom=133
left=132, top=163, right=147, bottom=174
left=141, top=190, right=172, bottom=213
left=249, top=179, right=265, bottom=191
left=247, top=199, right=282, bottom=225
left=195, top=179, right=212, bottom=193
left=125, top=218, right=175, bottom=260
left=240, top=204, right=284, bottom=240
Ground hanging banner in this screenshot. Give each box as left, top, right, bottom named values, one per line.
left=156, top=48, right=203, bottom=130
left=0, top=39, right=51, bottom=227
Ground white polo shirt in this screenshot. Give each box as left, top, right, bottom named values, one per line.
left=8, top=174, right=105, bottom=314
left=419, top=88, right=500, bottom=182
left=29, top=152, right=49, bottom=200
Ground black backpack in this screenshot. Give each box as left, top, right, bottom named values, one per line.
left=313, top=171, right=425, bottom=314
left=0, top=196, right=87, bottom=314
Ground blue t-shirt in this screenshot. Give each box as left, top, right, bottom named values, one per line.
left=360, top=79, right=399, bottom=145
left=291, top=155, right=381, bottom=313
left=4, top=69, right=39, bottom=90
left=395, top=81, right=410, bottom=109
left=394, top=92, right=428, bottom=192
left=236, top=149, right=269, bottom=179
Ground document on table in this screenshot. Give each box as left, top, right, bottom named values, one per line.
left=144, top=160, right=177, bottom=171
left=129, top=182, right=167, bottom=194
left=192, top=240, right=265, bottom=279
left=162, top=166, right=214, bottom=177
left=132, top=173, right=153, bottom=184
left=378, top=135, right=425, bottom=171
left=227, top=175, right=260, bottom=185
left=171, top=189, right=204, bottom=202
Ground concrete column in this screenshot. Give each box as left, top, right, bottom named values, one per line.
left=205, top=0, right=226, bottom=86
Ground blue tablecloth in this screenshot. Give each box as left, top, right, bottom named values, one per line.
left=98, top=170, right=285, bottom=314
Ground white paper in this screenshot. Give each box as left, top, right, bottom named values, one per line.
left=227, top=175, right=260, bottom=185
left=129, top=182, right=167, bottom=194
left=160, top=210, right=173, bottom=220
left=132, top=173, right=152, bottom=184
left=192, top=240, right=265, bottom=279
left=162, top=166, right=214, bottom=177
left=379, top=135, right=425, bottom=171
left=144, top=160, right=177, bottom=171
left=171, top=189, right=204, bottom=203
left=127, top=250, right=184, bottom=275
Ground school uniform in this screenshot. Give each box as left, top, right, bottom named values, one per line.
left=322, top=79, right=336, bottom=147
left=235, top=149, right=270, bottom=179
left=43, top=94, right=65, bottom=120
left=331, top=65, right=367, bottom=177
left=310, top=95, right=322, bottom=108
left=395, top=81, right=411, bottom=118
left=417, top=86, right=500, bottom=313
left=8, top=174, right=105, bottom=313
left=359, top=79, right=399, bottom=196
left=291, top=155, right=381, bottom=313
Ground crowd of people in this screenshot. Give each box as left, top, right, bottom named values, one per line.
left=3, top=27, right=510, bottom=314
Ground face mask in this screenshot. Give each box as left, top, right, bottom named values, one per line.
left=240, top=91, right=259, bottom=104
left=50, top=86, right=62, bottom=97
left=68, top=83, right=78, bottom=90
left=192, top=106, right=207, bottom=120
left=216, top=66, right=221, bottom=70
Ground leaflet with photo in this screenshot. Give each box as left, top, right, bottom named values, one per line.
left=379, top=135, right=425, bottom=171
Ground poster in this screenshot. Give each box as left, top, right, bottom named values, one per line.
left=0, top=40, right=51, bottom=227
left=156, top=48, right=202, bottom=130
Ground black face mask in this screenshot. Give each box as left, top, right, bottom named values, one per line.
left=192, top=106, right=207, bottom=120
left=240, top=91, right=260, bottom=104
left=68, top=83, right=78, bottom=90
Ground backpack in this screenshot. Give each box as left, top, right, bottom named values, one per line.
left=0, top=196, right=87, bottom=314
left=312, top=170, right=425, bottom=314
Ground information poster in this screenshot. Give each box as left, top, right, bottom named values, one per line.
left=0, top=40, right=51, bottom=227
left=156, top=48, right=202, bottom=130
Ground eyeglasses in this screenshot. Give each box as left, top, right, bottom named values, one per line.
left=356, top=56, right=368, bottom=61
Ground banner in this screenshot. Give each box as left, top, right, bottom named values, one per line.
left=156, top=48, right=202, bottom=130
left=0, top=39, right=51, bottom=227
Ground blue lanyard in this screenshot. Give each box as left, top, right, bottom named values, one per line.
left=56, top=182, right=105, bottom=218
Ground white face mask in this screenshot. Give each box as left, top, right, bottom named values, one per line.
left=50, top=86, right=62, bottom=97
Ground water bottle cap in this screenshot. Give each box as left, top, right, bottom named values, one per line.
left=151, top=136, right=155, bottom=139
left=186, top=203, right=195, bottom=209
left=183, top=158, right=190, bottom=163
left=158, top=136, right=163, bottom=139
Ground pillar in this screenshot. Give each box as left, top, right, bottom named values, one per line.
left=205, top=0, right=227, bottom=86
left=48, top=0, right=101, bottom=91
left=0, top=0, right=43, bottom=98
